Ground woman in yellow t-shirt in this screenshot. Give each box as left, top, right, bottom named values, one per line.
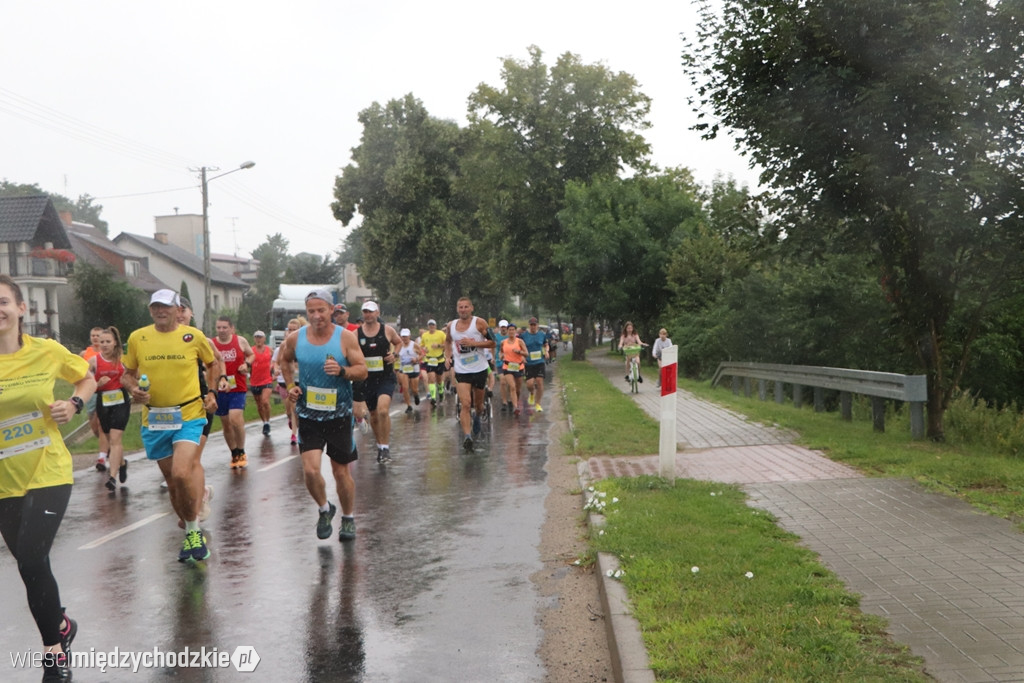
left=0, top=275, right=96, bottom=680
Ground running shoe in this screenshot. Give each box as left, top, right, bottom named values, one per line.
left=262, top=422, right=271, bottom=436
left=528, top=393, right=535, bottom=406
left=414, top=394, right=420, bottom=405
left=513, top=407, right=521, bottom=417
left=42, top=653, right=72, bottom=682
left=507, top=401, right=514, bottom=412
left=105, top=476, right=116, bottom=492
left=535, top=404, right=544, bottom=413
left=317, top=502, right=337, bottom=539
left=178, top=533, right=195, bottom=562
left=59, top=610, right=77, bottom=655
left=290, top=434, right=298, bottom=445
left=405, top=405, right=413, bottom=414
left=95, top=455, right=107, bottom=472
left=430, top=397, right=436, bottom=407
left=188, top=530, right=210, bottom=562
left=236, top=451, right=248, bottom=468
left=500, top=402, right=507, bottom=413
left=230, top=453, right=240, bottom=469
left=338, top=516, right=356, bottom=541
left=119, top=459, right=128, bottom=483
left=377, top=447, right=391, bottom=464
left=463, top=434, right=474, bottom=452
left=356, top=418, right=370, bottom=435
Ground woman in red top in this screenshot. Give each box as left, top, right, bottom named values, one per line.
left=89, top=327, right=131, bottom=492
left=500, top=324, right=529, bottom=416
left=249, top=331, right=274, bottom=436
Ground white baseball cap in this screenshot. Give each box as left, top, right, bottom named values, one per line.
left=498, top=319, right=509, bottom=328
left=253, top=330, right=266, bottom=337
left=427, top=318, right=437, bottom=325
left=361, top=301, right=379, bottom=312
left=149, top=289, right=180, bottom=307
left=400, top=328, right=411, bottom=337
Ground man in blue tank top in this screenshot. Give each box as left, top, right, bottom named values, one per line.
left=278, top=288, right=368, bottom=542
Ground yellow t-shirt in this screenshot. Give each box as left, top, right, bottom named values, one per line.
left=0, top=335, right=90, bottom=499
left=421, top=330, right=446, bottom=359
left=123, top=324, right=215, bottom=426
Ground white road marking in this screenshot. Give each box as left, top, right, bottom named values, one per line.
left=257, top=454, right=297, bottom=472
left=79, top=512, right=170, bottom=550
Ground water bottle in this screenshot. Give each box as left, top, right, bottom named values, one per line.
left=138, top=374, right=150, bottom=392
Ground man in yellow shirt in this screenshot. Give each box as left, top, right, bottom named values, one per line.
left=123, top=290, right=226, bottom=563
left=420, top=319, right=448, bottom=406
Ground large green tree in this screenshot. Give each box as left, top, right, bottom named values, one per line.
left=285, top=252, right=341, bottom=284
left=332, top=94, right=496, bottom=322
left=554, top=169, right=702, bottom=358
left=685, top=0, right=1024, bottom=438
left=466, top=46, right=653, bottom=316
left=66, top=262, right=149, bottom=342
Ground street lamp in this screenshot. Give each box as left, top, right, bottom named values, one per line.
left=200, top=160, right=255, bottom=333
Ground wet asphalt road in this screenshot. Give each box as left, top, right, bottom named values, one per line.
left=1, top=376, right=557, bottom=682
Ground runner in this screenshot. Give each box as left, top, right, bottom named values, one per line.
left=396, top=328, right=425, bottom=414
left=520, top=317, right=550, bottom=412
left=334, top=304, right=370, bottom=435
left=420, top=318, right=447, bottom=407
left=81, top=327, right=110, bottom=472
left=212, top=316, right=255, bottom=469
left=249, top=331, right=274, bottom=436
left=0, top=275, right=95, bottom=683
left=88, top=326, right=131, bottom=492
left=356, top=301, right=403, bottom=464
left=443, top=297, right=496, bottom=451
left=174, top=297, right=220, bottom=523
left=500, top=323, right=529, bottom=416
left=278, top=288, right=367, bottom=542
left=123, top=289, right=224, bottom=563
left=272, top=317, right=303, bottom=445
left=493, top=320, right=511, bottom=412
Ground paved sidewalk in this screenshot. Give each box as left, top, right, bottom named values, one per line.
left=584, top=349, right=1024, bottom=683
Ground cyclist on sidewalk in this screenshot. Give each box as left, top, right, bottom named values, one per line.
left=618, top=321, right=647, bottom=383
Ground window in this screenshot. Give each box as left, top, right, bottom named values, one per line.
left=125, top=260, right=140, bottom=277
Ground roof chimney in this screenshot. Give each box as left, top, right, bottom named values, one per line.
left=59, top=211, right=72, bottom=227
left=154, top=232, right=169, bottom=245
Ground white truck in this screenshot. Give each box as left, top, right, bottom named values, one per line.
left=269, top=284, right=339, bottom=348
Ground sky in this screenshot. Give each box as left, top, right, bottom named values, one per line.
left=0, top=1, right=758, bottom=260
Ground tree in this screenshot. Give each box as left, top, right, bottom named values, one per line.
left=554, top=169, right=702, bottom=358
left=685, top=0, right=1024, bottom=439
left=0, top=181, right=108, bottom=234
left=284, top=252, right=342, bottom=284
left=238, top=234, right=289, bottom=333
left=466, top=46, right=653, bottom=311
left=66, top=262, right=149, bottom=342
left=332, top=94, right=497, bottom=323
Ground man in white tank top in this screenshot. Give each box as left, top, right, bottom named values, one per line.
left=443, top=297, right=495, bottom=452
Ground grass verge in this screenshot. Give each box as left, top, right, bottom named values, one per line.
left=589, top=477, right=927, bottom=681
left=560, top=360, right=927, bottom=680
left=559, top=359, right=659, bottom=455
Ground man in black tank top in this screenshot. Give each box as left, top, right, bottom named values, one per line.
left=356, top=301, right=404, bottom=464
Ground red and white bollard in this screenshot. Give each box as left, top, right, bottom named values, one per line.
left=659, top=345, right=678, bottom=482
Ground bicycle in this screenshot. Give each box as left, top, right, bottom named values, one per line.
left=622, top=344, right=643, bottom=393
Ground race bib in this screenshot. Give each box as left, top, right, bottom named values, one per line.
left=366, top=357, right=384, bottom=372
left=306, top=386, right=338, bottom=412
left=401, top=364, right=415, bottom=374
left=148, top=406, right=184, bottom=431
left=101, top=389, right=125, bottom=407
left=459, top=350, right=480, bottom=365
left=427, top=357, right=439, bottom=367
left=506, top=362, right=521, bottom=372
left=226, top=375, right=238, bottom=390
left=0, top=411, right=51, bottom=460
left=529, top=350, right=542, bottom=361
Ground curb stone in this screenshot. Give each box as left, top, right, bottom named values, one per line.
left=577, top=460, right=656, bottom=683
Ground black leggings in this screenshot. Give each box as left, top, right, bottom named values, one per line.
left=0, top=484, right=71, bottom=646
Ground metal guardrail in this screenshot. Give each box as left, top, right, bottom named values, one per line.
left=711, top=362, right=927, bottom=439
